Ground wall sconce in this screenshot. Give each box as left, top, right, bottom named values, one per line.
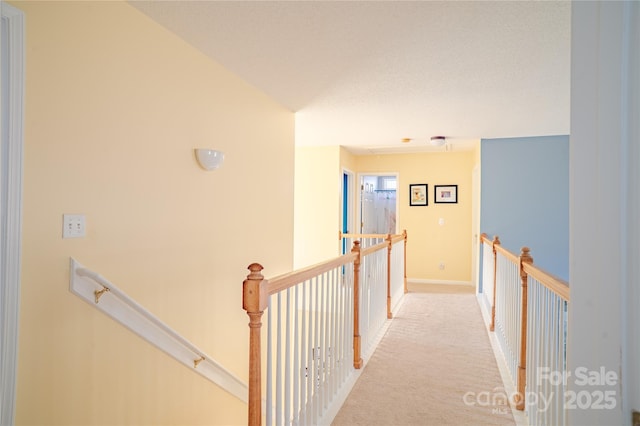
left=195, top=149, right=225, bottom=171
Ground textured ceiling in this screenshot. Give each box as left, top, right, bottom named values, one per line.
left=130, top=1, right=570, bottom=154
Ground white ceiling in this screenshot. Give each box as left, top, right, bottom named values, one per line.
left=130, top=1, right=571, bottom=154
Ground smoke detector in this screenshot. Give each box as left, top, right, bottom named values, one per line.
left=430, top=136, right=446, bottom=147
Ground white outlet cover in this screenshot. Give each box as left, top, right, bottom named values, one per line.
left=439, top=218, right=445, bottom=226
left=63, top=214, right=86, bottom=238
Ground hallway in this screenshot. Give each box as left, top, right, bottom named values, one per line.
left=332, top=284, right=517, bottom=426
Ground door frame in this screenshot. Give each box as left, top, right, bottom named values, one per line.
left=0, top=3, right=25, bottom=425
left=340, top=167, right=355, bottom=254
left=471, top=164, right=481, bottom=293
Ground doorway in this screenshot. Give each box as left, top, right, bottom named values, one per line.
left=341, top=169, right=355, bottom=254
left=358, top=174, right=398, bottom=235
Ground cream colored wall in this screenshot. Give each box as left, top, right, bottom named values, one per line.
left=340, top=146, right=358, bottom=172
left=293, top=146, right=341, bottom=268
left=356, top=151, right=475, bottom=282
left=293, top=146, right=364, bottom=268
left=474, top=140, right=481, bottom=165
left=14, top=2, right=294, bottom=425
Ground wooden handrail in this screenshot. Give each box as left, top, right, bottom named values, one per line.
left=494, top=243, right=519, bottom=264
left=340, top=232, right=405, bottom=246
left=480, top=233, right=493, bottom=244
left=482, top=234, right=570, bottom=302
left=522, top=262, right=570, bottom=301
left=389, top=234, right=405, bottom=244
left=361, top=241, right=388, bottom=257
left=265, top=252, right=357, bottom=296
left=340, top=232, right=391, bottom=239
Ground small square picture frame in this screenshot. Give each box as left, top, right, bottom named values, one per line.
left=409, top=184, right=428, bottom=206
left=434, top=185, right=458, bottom=204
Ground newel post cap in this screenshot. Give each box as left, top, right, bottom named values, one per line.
left=520, top=247, right=533, bottom=263
left=243, top=263, right=268, bottom=312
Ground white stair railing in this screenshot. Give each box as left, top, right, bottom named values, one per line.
left=481, top=234, right=498, bottom=330
left=480, top=234, right=570, bottom=424
left=339, top=232, right=386, bottom=250
left=524, top=266, right=570, bottom=426
left=266, top=264, right=355, bottom=426
left=389, top=233, right=406, bottom=315
left=342, top=231, right=407, bottom=320
left=243, top=232, right=407, bottom=426
left=359, top=242, right=388, bottom=358
left=494, top=249, right=522, bottom=386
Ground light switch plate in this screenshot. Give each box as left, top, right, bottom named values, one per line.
left=63, top=214, right=86, bottom=238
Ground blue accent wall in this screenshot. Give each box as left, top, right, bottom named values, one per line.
left=481, top=135, right=569, bottom=280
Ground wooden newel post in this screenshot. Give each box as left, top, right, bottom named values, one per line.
left=516, top=247, right=533, bottom=411
left=386, top=233, right=393, bottom=319
left=351, top=241, right=363, bottom=369
left=403, top=229, right=408, bottom=294
left=243, top=263, right=268, bottom=426
left=490, top=235, right=501, bottom=332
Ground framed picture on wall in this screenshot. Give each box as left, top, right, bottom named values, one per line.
left=409, top=184, right=428, bottom=206
left=434, top=185, right=458, bottom=204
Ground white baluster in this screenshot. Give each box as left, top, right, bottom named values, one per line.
left=276, top=293, right=282, bottom=426
left=312, top=276, right=319, bottom=423
left=331, top=267, right=338, bottom=397
left=285, top=288, right=291, bottom=426
left=300, top=281, right=307, bottom=425
left=322, top=271, right=329, bottom=408
left=319, top=272, right=326, bottom=413
left=293, top=285, right=299, bottom=426
left=267, top=297, right=273, bottom=426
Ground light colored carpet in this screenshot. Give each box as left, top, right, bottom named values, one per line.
left=332, top=287, right=516, bottom=426
left=407, top=282, right=476, bottom=294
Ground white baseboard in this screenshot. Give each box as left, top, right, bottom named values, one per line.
left=407, top=278, right=473, bottom=286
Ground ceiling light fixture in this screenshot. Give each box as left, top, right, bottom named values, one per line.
left=401, top=138, right=412, bottom=143
left=430, top=136, right=446, bottom=147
